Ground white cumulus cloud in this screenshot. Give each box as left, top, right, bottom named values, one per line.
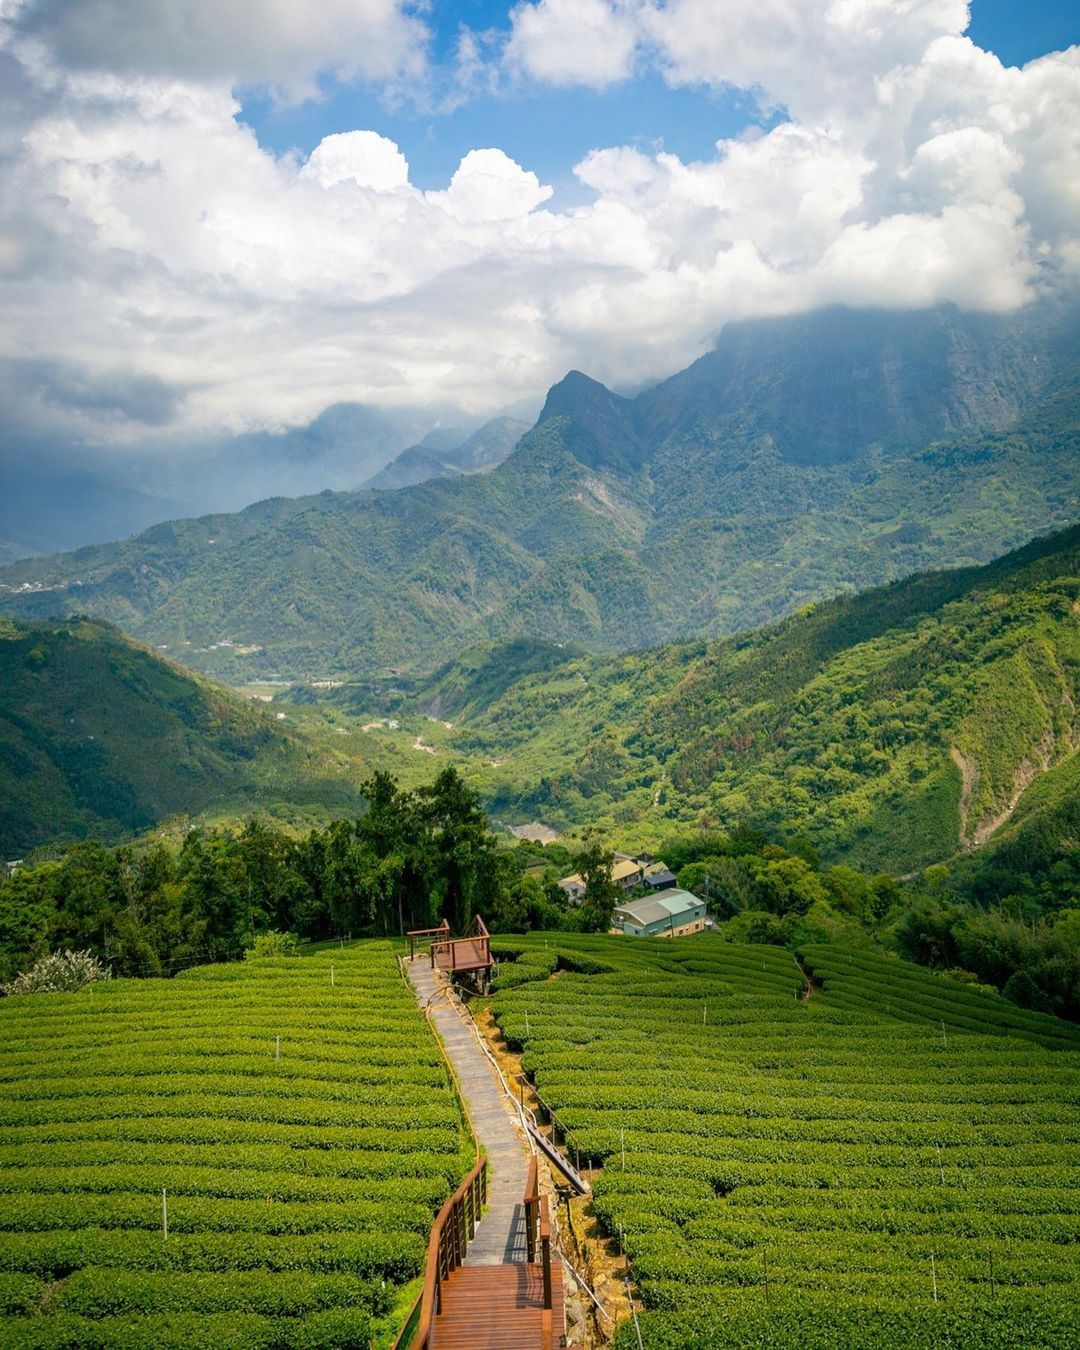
left=505, top=0, right=641, bottom=87
left=0, top=0, right=1076, bottom=448
left=426, top=148, right=554, bottom=222
left=301, top=131, right=411, bottom=192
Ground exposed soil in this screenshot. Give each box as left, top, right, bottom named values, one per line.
left=505, top=821, right=562, bottom=844
left=792, top=952, right=818, bottom=1000
left=950, top=744, right=979, bottom=844
left=953, top=733, right=1058, bottom=850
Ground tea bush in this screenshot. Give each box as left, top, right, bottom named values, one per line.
left=491, top=932, right=1080, bottom=1347
left=0, top=942, right=467, bottom=1344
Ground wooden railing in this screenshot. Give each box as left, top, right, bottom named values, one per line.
left=523, top=1157, right=554, bottom=1313
left=430, top=914, right=492, bottom=972
left=406, top=1154, right=488, bottom=1349
left=406, top=919, right=450, bottom=961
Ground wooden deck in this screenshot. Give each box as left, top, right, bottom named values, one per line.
left=432, top=1263, right=564, bottom=1349
left=433, top=936, right=492, bottom=973
left=410, top=917, right=493, bottom=977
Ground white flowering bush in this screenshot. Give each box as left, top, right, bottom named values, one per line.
left=2, top=949, right=112, bottom=996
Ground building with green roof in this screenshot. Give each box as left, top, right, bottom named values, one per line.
left=612, top=888, right=707, bottom=938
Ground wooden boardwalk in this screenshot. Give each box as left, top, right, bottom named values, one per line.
left=405, top=956, right=565, bottom=1346
left=407, top=957, right=529, bottom=1264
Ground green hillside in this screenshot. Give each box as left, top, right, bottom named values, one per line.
left=947, top=747, right=1080, bottom=908
left=0, top=618, right=397, bottom=857
left=2, top=306, right=1078, bottom=682
left=395, top=524, right=1080, bottom=876
left=490, top=932, right=1080, bottom=1347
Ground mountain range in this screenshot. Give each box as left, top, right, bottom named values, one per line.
left=0, top=401, right=500, bottom=562
left=361, top=416, right=530, bottom=490
left=1, top=301, right=1078, bottom=683
left=404, top=522, right=1080, bottom=879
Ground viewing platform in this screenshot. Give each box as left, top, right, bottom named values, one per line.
left=409, top=916, right=494, bottom=978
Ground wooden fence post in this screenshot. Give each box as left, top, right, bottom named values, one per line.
left=541, top=1199, right=552, bottom=1310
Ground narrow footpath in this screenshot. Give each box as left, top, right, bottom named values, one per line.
left=405, top=957, right=531, bottom=1265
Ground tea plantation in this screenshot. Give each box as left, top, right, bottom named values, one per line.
left=0, top=944, right=469, bottom=1347
left=491, top=934, right=1080, bottom=1348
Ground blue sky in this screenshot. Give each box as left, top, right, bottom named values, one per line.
left=241, top=0, right=1078, bottom=196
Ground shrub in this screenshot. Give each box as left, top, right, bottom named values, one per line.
left=244, top=931, right=301, bottom=960
left=2, top=949, right=111, bottom=996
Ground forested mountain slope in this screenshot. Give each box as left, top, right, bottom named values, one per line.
left=1, top=304, right=1077, bottom=682
left=0, top=619, right=387, bottom=856
left=362, top=416, right=528, bottom=490
left=420, top=525, right=1080, bottom=876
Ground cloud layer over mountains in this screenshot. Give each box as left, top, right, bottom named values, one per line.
left=1, top=0, right=1077, bottom=447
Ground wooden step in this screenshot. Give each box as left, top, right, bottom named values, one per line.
left=433, top=1262, right=564, bottom=1349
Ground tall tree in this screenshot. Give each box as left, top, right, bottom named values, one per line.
left=575, top=836, right=622, bottom=933
left=415, top=767, right=497, bottom=933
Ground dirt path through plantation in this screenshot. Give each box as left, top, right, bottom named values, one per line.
left=792, top=952, right=817, bottom=1000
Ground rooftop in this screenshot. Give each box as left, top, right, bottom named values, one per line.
left=614, top=888, right=704, bottom=927
left=558, top=857, right=643, bottom=890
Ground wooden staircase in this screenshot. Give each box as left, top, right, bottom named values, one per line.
left=397, top=1156, right=564, bottom=1349
left=397, top=937, right=567, bottom=1349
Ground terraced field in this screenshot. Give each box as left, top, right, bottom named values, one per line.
left=490, top=934, right=1080, bottom=1348
left=0, top=944, right=469, bottom=1347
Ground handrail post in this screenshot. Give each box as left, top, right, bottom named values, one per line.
left=524, top=1156, right=538, bottom=1262
left=540, top=1197, right=552, bottom=1311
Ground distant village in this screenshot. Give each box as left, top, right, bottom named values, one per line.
left=558, top=852, right=711, bottom=939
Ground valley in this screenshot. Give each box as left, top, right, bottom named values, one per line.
left=2, top=305, right=1079, bottom=1350
left=291, top=523, right=1080, bottom=883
